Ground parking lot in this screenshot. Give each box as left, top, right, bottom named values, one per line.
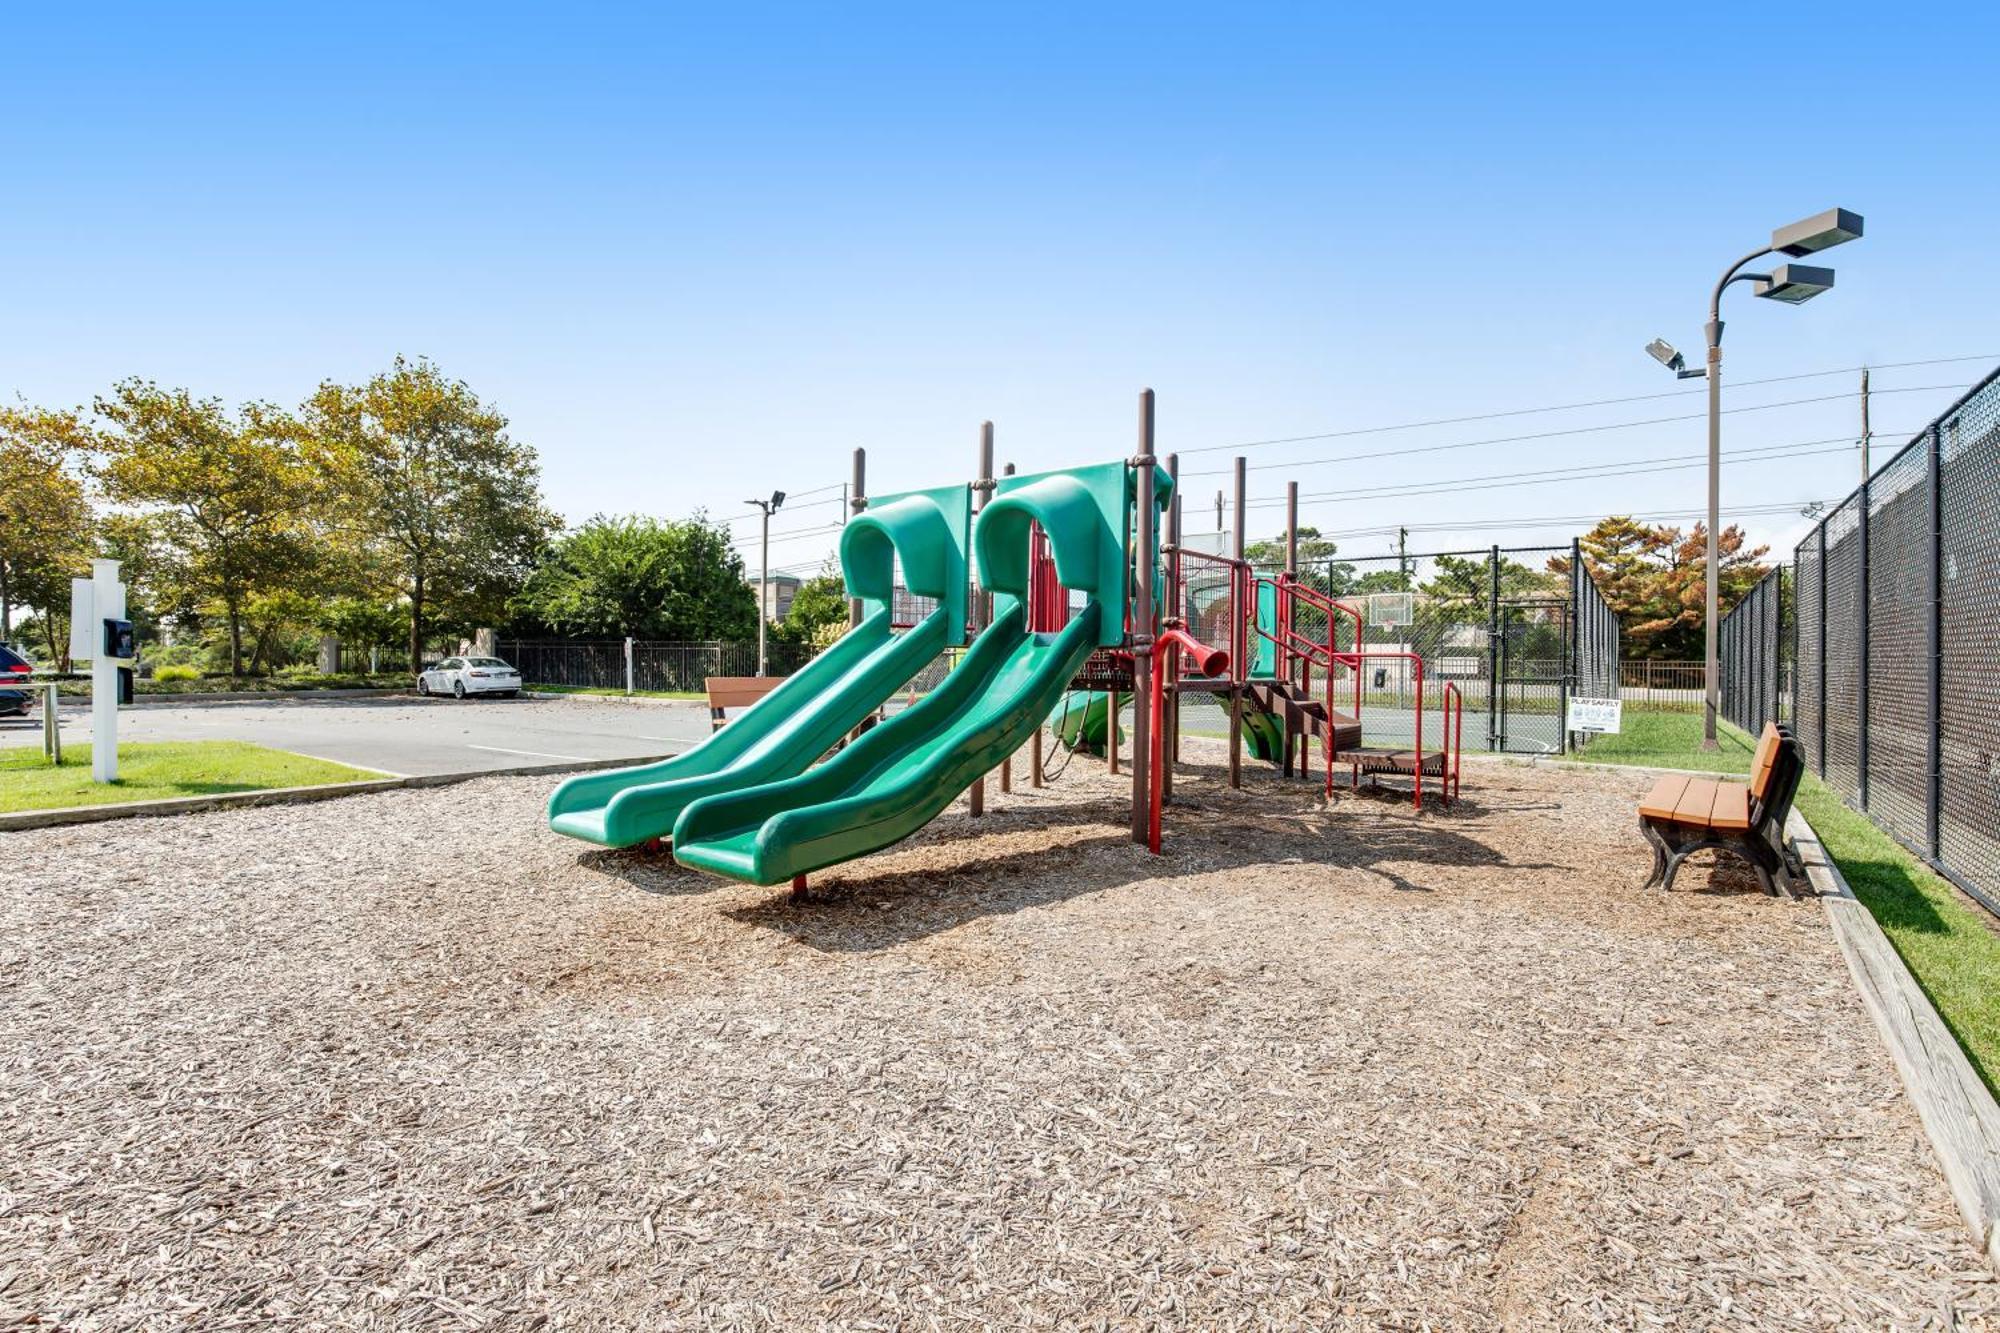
left=0, top=693, right=711, bottom=777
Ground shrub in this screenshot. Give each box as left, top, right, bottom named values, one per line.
left=152, top=664, right=202, bottom=683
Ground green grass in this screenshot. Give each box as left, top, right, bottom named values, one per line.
left=526, top=684, right=705, bottom=700
left=1, top=742, right=384, bottom=813
left=1569, top=709, right=1757, bottom=774
left=1572, top=709, right=2000, bottom=1094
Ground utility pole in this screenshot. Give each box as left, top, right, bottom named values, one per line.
left=1215, top=489, right=1224, bottom=533
left=1397, top=526, right=1409, bottom=589
left=1860, top=366, right=1872, bottom=482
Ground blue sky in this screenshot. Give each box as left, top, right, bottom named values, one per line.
left=5, top=2, right=1995, bottom=577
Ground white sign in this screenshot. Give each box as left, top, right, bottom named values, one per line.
left=70, top=577, right=96, bottom=662
left=1567, top=696, right=1623, bottom=734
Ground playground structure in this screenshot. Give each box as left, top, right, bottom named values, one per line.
left=547, top=388, right=1507, bottom=884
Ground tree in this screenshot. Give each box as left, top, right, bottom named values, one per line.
left=510, top=513, right=756, bottom=640
left=0, top=405, right=96, bottom=659
left=91, top=382, right=322, bottom=676
left=1557, top=516, right=1771, bottom=659
left=303, top=358, right=556, bottom=672
left=1419, top=552, right=1559, bottom=609
left=1244, top=526, right=1358, bottom=595
left=772, top=565, right=848, bottom=650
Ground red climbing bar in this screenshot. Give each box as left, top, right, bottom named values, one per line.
left=1147, top=627, right=1228, bottom=853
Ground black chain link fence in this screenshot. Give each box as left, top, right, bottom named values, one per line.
left=1717, top=565, right=1785, bottom=736
left=498, top=639, right=812, bottom=693
left=1225, top=542, right=1613, bottom=755
left=1786, top=362, right=2000, bottom=919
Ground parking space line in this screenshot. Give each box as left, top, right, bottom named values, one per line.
left=466, top=744, right=593, bottom=763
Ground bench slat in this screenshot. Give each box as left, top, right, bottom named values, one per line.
left=1673, top=778, right=1719, bottom=825
left=1711, top=783, right=1752, bottom=831
left=1640, top=774, right=1692, bottom=820
left=1749, top=723, right=1782, bottom=802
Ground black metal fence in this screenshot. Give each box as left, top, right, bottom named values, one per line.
left=1238, top=542, right=1617, bottom=755
left=1718, top=565, right=1786, bottom=736
left=1783, top=363, right=2000, bottom=918
left=498, top=639, right=812, bottom=693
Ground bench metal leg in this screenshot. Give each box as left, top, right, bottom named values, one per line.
left=1639, top=818, right=1670, bottom=889
left=1645, top=819, right=1797, bottom=899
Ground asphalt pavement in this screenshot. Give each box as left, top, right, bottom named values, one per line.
left=0, top=694, right=710, bottom=777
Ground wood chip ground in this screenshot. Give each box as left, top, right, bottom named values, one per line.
left=4, top=742, right=1994, bottom=1330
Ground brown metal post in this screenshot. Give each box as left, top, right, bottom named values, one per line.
left=1000, top=461, right=1016, bottom=795
left=1163, top=453, right=1180, bottom=800
left=1286, top=481, right=1299, bottom=575
left=1228, top=455, right=1245, bottom=789
left=1130, top=390, right=1156, bottom=844
left=848, top=448, right=866, bottom=628
left=970, top=422, right=994, bottom=816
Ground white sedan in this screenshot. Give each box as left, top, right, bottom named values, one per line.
left=417, top=655, right=523, bottom=699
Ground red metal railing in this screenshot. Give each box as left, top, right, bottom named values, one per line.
left=1170, top=548, right=1252, bottom=683
left=1148, top=627, right=1228, bottom=852
left=1251, top=574, right=1463, bottom=809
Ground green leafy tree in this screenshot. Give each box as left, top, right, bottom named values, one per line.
left=303, top=357, right=557, bottom=672
left=511, top=513, right=756, bottom=640
left=1554, top=516, right=1771, bottom=659
left=0, top=405, right=97, bottom=661
left=1419, top=552, right=1559, bottom=609
left=773, top=566, right=848, bottom=650
left=91, top=382, right=322, bottom=676
left=1244, top=526, right=1357, bottom=596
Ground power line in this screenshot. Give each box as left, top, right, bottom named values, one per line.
left=1179, top=355, right=1995, bottom=458
left=1300, top=501, right=1831, bottom=543
left=1182, top=386, right=1964, bottom=479
left=1248, top=432, right=1874, bottom=506
left=1248, top=438, right=1865, bottom=509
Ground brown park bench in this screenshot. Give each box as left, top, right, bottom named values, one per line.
left=1637, top=721, right=1805, bottom=897
left=705, top=675, right=786, bottom=731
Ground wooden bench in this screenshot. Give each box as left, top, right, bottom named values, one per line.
left=1638, top=722, right=1805, bottom=897
left=705, top=675, right=786, bottom=731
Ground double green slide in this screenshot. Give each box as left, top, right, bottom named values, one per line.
left=547, top=463, right=1145, bottom=886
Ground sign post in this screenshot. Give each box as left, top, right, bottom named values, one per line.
left=69, top=559, right=133, bottom=783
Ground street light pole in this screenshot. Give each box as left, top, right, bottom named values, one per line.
left=1649, top=208, right=1862, bottom=750
left=758, top=503, right=770, bottom=675
left=745, top=490, right=787, bottom=676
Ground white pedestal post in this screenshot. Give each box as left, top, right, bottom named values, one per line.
left=70, top=559, right=129, bottom=784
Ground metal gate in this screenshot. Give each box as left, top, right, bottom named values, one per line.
left=1491, top=598, right=1570, bottom=754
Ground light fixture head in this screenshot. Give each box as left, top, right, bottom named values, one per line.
left=1753, top=263, right=1835, bottom=304
left=1646, top=337, right=1686, bottom=372
left=1771, top=207, right=1863, bottom=257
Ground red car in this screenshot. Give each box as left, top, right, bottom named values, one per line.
left=0, top=645, right=34, bottom=717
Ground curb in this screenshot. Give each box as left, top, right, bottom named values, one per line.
left=0, top=752, right=671, bottom=833
left=524, top=690, right=704, bottom=707
left=1787, top=805, right=2000, bottom=1274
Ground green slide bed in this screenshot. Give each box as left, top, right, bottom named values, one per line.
left=545, top=485, right=969, bottom=848
left=671, top=463, right=1140, bottom=885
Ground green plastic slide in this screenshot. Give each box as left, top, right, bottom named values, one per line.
left=671, top=464, right=1136, bottom=885
left=1053, top=690, right=1123, bottom=752
left=545, top=485, right=969, bottom=848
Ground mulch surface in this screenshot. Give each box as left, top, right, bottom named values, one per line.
left=3, top=741, right=1993, bottom=1330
